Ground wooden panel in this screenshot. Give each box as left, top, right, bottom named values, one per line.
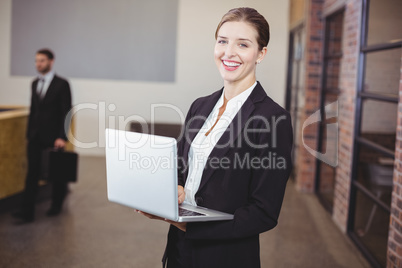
left=0, top=113, right=28, bottom=199
left=0, top=107, right=76, bottom=199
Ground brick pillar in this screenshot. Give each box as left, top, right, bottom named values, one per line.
left=295, top=0, right=324, bottom=193
left=331, top=0, right=362, bottom=233
left=387, top=55, right=402, bottom=268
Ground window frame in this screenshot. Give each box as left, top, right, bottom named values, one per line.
left=348, top=0, right=402, bottom=267
left=315, top=8, right=345, bottom=213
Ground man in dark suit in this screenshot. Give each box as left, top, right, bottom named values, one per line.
left=13, top=48, right=72, bottom=223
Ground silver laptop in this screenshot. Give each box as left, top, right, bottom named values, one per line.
left=105, top=128, right=233, bottom=222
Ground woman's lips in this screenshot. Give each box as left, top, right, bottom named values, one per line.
left=222, top=60, right=241, bottom=71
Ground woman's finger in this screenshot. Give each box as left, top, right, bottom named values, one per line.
left=135, top=210, right=164, bottom=220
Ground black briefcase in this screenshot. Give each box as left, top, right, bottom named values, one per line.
left=41, top=149, right=78, bottom=182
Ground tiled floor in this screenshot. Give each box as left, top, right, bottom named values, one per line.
left=0, top=156, right=371, bottom=268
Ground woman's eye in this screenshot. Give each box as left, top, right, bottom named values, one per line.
left=239, top=43, right=248, bottom=48
left=218, top=40, right=227, bottom=44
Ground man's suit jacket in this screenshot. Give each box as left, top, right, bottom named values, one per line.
left=166, top=82, right=293, bottom=268
left=27, top=74, right=72, bottom=147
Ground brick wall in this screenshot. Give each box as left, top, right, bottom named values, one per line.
left=388, top=54, right=402, bottom=268
left=316, top=10, right=343, bottom=197
left=291, top=0, right=402, bottom=265
left=330, top=0, right=361, bottom=232
left=292, top=0, right=361, bottom=226
left=294, top=0, right=324, bottom=193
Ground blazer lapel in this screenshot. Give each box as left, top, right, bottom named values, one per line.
left=182, top=89, right=223, bottom=162
left=32, top=79, right=42, bottom=105
left=197, top=82, right=267, bottom=192
left=41, top=76, right=56, bottom=102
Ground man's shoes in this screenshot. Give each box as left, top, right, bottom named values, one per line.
left=14, top=216, right=35, bottom=225
left=46, top=207, right=61, bottom=216
left=12, top=211, right=34, bottom=224
left=11, top=210, right=26, bottom=219
left=12, top=210, right=34, bottom=221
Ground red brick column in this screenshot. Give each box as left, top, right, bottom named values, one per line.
left=387, top=55, right=402, bottom=267
left=295, top=0, right=324, bottom=193
left=331, top=0, right=362, bottom=233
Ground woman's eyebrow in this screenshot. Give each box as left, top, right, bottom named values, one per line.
left=238, top=38, right=253, bottom=43
left=218, top=35, right=253, bottom=43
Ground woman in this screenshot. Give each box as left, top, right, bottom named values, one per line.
left=139, top=7, right=293, bottom=268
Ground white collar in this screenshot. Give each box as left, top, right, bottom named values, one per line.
left=216, top=81, right=257, bottom=110
left=38, top=70, right=55, bottom=82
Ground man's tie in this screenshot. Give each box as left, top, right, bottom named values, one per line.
left=37, top=78, right=45, bottom=99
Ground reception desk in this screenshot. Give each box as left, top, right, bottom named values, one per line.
left=0, top=106, right=29, bottom=199
left=0, top=106, right=76, bottom=206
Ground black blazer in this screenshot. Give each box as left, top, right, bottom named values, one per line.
left=27, top=74, right=72, bottom=147
left=165, top=82, right=293, bottom=268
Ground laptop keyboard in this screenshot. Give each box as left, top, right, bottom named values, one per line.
left=179, top=207, right=206, bottom=217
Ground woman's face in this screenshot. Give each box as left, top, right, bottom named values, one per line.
left=214, top=21, right=266, bottom=87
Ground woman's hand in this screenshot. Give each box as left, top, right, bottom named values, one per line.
left=135, top=186, right=187, bottom=232
left=136, top=210, right=187, bottom=232
left=178, top=185, right=185, bottom=204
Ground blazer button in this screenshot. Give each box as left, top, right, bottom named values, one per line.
left=195, top=197, right=203, bottom=205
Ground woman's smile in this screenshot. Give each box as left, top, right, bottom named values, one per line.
left=214, top=21, right=265, bottom=91
left=222, top=60, right=241, bottom=71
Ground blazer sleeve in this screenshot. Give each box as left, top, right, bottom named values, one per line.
left=185, top=111, right=293, bottom=240
left=58, top=79, right=72, bottom=141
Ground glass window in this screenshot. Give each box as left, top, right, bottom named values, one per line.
left=367, top=0, right=402, bottom=45
left=355, top=145, right=394, bottom=195
left=349, top=0, right=401, bottom=266
left=327, top=13, right=344, bottom=55
left=353, top=188, right=390, bottom=267
left=288, top=27, right=306, bottom=170
left=325, top=58, right=341, bottom=92
left=316, top=11, right=343, bottom=212
left=360, top=99, right=398, bottom=150
left=318, top=163, right=336, bottom=208
left=363, top=47, right=402, bottom=97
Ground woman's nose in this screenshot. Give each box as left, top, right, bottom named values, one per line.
left=224, top=44, right=236, bottom=58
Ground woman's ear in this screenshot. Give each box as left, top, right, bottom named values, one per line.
left=256, top=47, right=268, bottom=64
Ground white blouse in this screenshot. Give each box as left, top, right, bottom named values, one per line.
left=183, top=82, right=257, bottom=206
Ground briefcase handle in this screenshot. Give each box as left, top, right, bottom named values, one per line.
left=53, top=147, right=65, bottom=152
